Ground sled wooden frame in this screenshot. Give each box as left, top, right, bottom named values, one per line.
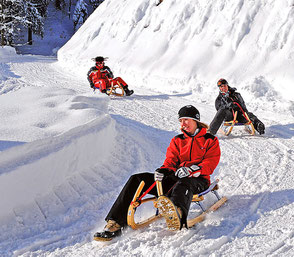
left=127, top=179, right=227, bottom=230
left=106, top=81, right=125, bottom=97
left=220, top=109, right=255, bottom=136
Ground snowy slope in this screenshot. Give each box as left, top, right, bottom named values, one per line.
left=0, top=0, right=294, bottom=256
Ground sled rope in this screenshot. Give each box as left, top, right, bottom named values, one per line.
left=232, top=102, right=252, bottom=124
left=130, top=181, right=156, bottom=205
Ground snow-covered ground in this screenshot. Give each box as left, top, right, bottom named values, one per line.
left=1, top=0, right=294, bottom=256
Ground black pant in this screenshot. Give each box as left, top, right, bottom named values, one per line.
left=209, top=108, right=259, bottom=135
left=105, top=172, right=209, bottom=227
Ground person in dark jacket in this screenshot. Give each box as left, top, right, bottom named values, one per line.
left=87, top=56, right=134, bottom=96
left=208, top=78, right=265, bottom=135
left=93, top=105, right=221, bottom=241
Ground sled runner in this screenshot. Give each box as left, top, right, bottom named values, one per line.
left=220, top=102, right=255, bottom=136
left=106, top=81, right=125, bottom=97
left=127, top=179, right=227, bottom=231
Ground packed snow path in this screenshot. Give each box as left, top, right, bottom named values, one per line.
left=0, top=55, right=293, bottom=256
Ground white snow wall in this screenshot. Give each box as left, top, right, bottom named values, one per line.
left=58, top=0, right=294, bottom=101
left=0, top=103, right=116, bottom=239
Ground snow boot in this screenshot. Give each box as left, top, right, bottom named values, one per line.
left=157, top=196, right=182, bottom=231
left=123, top=85, right=134, bottom=96
left=93, top=220, right=122, bottom=241
left=256, top=121, right=265, bottom=135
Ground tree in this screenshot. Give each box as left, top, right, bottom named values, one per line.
left=0, top=0, right=48, bottom=46
left=25, top=0, right=49, bottom=45
left=55, top=0, right=64, bottom=10
left=73, top=0, right=88, bottom=31
left=0, top=0, right=25, bottom=46
left=89, top=0, right=104, bottom=12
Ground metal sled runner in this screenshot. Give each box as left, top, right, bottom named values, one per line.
left=127, top=179, right=227, bottom=230
left=220, top=102, right=255, bottom=136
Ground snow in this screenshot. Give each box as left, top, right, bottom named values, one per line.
left=0, top=0, right=294, bottom=256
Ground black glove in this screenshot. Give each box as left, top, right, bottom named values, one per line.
left=90, top=82, right=95, bottom=89
left=101, top=89, right=106, bottom=93
left=154, top=168, right=170, bottom=181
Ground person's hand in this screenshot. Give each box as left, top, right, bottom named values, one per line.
left=175, top=165, right=201, bottom=178
left=154, top=168, right=170, bottom=181
left=154, top=170, right=164, bottom=181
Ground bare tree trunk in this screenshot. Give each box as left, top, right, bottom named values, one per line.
left=55, top=0, right=61, bottom=10
left=1, top=30, right=5, bottom=46
left=28, top=26, right=33, bottom=45
left=68, top=0, right=71, bottom=19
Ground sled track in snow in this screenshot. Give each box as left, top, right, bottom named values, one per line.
left=1, top=56, right=293, bottom=256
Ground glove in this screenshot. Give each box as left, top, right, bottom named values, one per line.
left=90, top=82, right=95, bottom=89
left=154, top=170, right=164, bottom=181
left=154, top=168, right=170, bottom=181
left=101, top=89, right=106, bottom=93
left=175, top=165, right=201, bottom=179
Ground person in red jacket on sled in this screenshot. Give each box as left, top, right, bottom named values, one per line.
left=87, top=56, right=134, bottom=96
left=93, top=105, right=221, bottom=241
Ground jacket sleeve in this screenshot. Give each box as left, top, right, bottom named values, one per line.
left=198, top=137, right=221, bottom=176
left=215, top=95, right=221, bottom=111
left=105, top=66, right=114, bottom=78
left=235, top=92, right=248, bottom=113
left=161, top=137, right=180, bottom=172
left=87, top=67, right=95, bottom=84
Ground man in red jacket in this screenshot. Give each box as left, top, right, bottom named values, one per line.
left=94, top=105, right=221, bottom=241
left=87, top=56, right=134, bottom=96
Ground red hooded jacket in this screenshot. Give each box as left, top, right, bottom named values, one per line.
left=161, top=127, right=221, bottom=184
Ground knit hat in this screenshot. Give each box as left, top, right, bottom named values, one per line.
left=217, top=78, right=228, bottom=87
left=178, top=105, right=200, bottom=121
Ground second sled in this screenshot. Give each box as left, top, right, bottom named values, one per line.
left=220, top=102, right=255, bottom=136
left=127, top=179, right=227, bottom=230
left=106, top=81, right=125, bottom=97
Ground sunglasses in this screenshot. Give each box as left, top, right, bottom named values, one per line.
left=218, top=82, right=228, bottom=87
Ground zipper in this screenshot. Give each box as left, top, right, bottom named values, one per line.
left=189, top=136, right=194, bottom=161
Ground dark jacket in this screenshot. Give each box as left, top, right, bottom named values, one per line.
left=215, top=86, right=248, bottom=113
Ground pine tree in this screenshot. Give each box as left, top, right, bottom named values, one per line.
left=73, top=0, right=88, bottom=31
left=0, top=0, right=48, bottom=46
left=0, top=0, right=25, bottom=46
left=25, top=0, right=49, bottom=45
left=89, top=0, right=104, bottom=12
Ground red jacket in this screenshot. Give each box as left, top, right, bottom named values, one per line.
left=161, top=128, right=221, bottom=184
left=87, top=65, right=114, bottom=85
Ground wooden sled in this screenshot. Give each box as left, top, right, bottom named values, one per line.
left=127, top=179, right=227, bottom=230
left=220, top=103, right=255, bottom=136
left=106, top=81, right=125, bottom=97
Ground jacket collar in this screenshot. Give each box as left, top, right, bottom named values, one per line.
left=181, top=127, right=207, bottom=138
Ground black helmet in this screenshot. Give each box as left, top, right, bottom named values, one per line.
left=217, top=78, right=228, bottom=87
left=92, top=56, right=108, bottom=62
left=178, top=105, right=200, bottom=121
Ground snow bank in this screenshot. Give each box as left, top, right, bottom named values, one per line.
left=58, top=0, right=294, bottom=111
left=0, top=95, right=114, bottom=238
left=0, top=46, right=18, bottom=82
left=0, top=46, right=17, bottom=57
